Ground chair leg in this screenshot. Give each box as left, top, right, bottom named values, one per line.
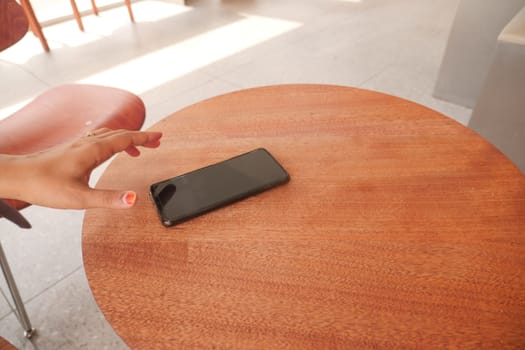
left=70, top=0, right=85, bottom=31
left=125, top=0, right=135, bottom=22
left=91, top=0, right=99, bottom=16
left=19, top=0, right=49, bottom=52
left=0, top=242, right=35, bottom=339
left=83, top=0, right=133, bottom=22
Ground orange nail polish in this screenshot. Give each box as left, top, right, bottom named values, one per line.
left=122, top=191, right=136, bottom=206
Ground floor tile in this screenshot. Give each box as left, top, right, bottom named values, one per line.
left=416, top=94, right=472, bottom=126
left=0, top=62, right=48, bottom=120
left=0, top=268, right=128, bottom=350
left=0, top=207, right=84, bottom=302
left=145, top=77, right=242, bottom=127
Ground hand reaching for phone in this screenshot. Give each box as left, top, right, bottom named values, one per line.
left=0, top=128, right=162, bottom=209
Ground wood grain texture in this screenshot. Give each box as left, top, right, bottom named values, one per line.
left=0, top=337, right=15, bottom=350
left=0, top=0, right=29, bottom=51
left=82, top=85, right=525, bottom=349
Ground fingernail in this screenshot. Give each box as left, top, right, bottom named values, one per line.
left=121, top=191, right=137, bottom=206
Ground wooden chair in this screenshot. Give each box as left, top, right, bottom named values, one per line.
left=0, top=0, right=47, bottom=51
left=18, top=0, right=49, bottom=52
left=71, top=0, right=135, bottom=32
left=0, top=0, right=146, bottom=338
left=3, top=0, right=135, bottom=52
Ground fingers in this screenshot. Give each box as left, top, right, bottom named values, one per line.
left=81, top=188, right=138, bottom=209
left=84, top=128, right=112, bottom=138
left=90, top=129, right=162, bottom=153
left=74, top=129, right=162, bottom=209
left=82, top=129, right=162, bottom=160
left=85, top=128, right=162, bottom=145
left=125, top=145, right=141, bottom=157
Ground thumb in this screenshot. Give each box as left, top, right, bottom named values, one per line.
left=84, top=189, right=137, bottom=209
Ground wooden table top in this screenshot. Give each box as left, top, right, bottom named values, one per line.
left=82, top=85, right=525, bottom=349
left=0, top=337, right=15, bottom=350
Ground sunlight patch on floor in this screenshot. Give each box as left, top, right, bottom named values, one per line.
left=78, top=14, right=302, bottom=93
left=0, top=1, right=190, bottom=64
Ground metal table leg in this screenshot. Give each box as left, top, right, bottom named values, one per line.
left=0, top=242, right=35, bottom=339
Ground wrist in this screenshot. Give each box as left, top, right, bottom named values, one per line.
left=0, top=155, right=32, bottom=200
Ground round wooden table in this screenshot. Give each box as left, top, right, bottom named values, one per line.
left=0, top=337, right=16, bottom=350
left=82, top=85, right=525, bottom=349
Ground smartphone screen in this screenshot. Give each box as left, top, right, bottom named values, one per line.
left=150, top=148, right=290, bottom=227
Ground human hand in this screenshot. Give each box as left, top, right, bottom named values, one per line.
left=1, top=128, right=162, bottom=209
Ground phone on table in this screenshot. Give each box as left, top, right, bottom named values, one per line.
left=150, top=148, right=290, bottom=227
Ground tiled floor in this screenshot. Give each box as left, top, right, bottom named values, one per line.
left=0, top=0, right=471, bottom=348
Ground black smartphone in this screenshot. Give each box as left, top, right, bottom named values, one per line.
left=150, top=148, right=290, bottom=227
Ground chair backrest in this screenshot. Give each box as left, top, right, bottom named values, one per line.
left=0, top=0, right=29, bottom=51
